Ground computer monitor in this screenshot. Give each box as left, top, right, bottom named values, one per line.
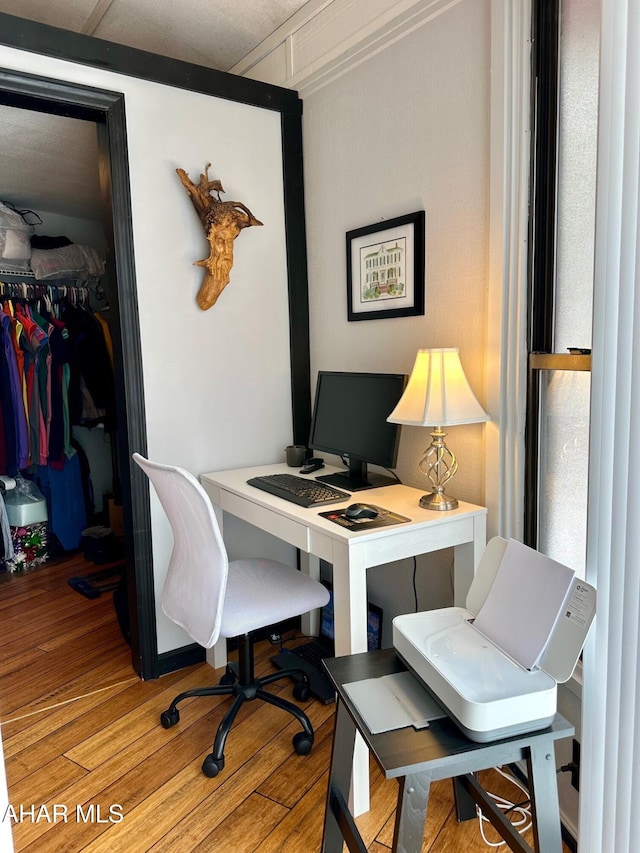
left=309, top=370, right=407, bottom=491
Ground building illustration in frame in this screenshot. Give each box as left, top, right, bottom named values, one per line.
left=347, top=211, right=424, bottom=322
left=361, top=238, right=406, bottom=301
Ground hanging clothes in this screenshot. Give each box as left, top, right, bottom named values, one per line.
left=0, top=281, right=116, bottom=553
left=0, top=490, right=13, bottom=566
left=35, top=451, right=88, bottom=553
left=0, top=282, right=116, bottom=469
left=47, top=312, right=73, bottom=469
left=0, top=309, right=18, bottom=475
left=14, top=301, right=47, bottom=467
left=5, top=304, right=29, bottom=464
left=59, top=298, right=115, bottom=431
left=0, top=307, right=28, bottom=471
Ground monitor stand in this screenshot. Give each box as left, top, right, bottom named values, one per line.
left=316, top=464, right=398, bottom=492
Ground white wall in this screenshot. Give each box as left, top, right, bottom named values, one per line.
left=0, top=45, right=295, bottom=654
left=302, top=0, right=491, bottom=638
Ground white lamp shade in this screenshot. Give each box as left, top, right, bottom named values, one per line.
left=387, top=347, right=490, bottom=426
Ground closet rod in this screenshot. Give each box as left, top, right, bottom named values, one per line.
left=0, top=280, right=93, bottom=297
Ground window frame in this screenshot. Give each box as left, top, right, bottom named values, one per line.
left=524, top=0, right=593, bottom=550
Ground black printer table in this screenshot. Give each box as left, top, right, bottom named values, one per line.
left=321, top=649, right=573, bottom=853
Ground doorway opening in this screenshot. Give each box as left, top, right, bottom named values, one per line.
left=0, top=68, right=157, bottom=678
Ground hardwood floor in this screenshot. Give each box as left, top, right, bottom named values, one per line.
left=0, top=555, right=571, bottom=852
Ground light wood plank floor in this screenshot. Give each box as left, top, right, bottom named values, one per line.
left=0, top=555, right=572, bottom=852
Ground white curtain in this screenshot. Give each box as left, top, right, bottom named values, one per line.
left=580, top=0, right=640, bottom=850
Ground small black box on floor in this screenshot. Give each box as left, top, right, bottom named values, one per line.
left=80, top=525, right=122, bottom=564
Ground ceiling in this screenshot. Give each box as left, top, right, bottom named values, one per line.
left=0, top=0, right=311, bottom=222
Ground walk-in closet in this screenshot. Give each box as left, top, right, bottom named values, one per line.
left=0, top=103, right=129, bottom=655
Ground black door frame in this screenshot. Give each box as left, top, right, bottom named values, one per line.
left=0, top=14, right=311, bottom=680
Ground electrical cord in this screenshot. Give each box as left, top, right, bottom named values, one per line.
left=476, top=766, right=532, bottom=847
left=269, top=629, right=313, bottom=650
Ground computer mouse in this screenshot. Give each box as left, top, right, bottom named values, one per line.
left=344, top=503, right=379, bottom=520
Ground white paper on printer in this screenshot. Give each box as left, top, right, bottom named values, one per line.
left=343, top=671, right=446, bottom=734
left=471, top=538, right=576, bottom=670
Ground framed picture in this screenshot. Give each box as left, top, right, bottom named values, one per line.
left=346, top=210, right=425, bottom=321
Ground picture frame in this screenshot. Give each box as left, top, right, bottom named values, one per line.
left=346, top=210, right=425, bottom=321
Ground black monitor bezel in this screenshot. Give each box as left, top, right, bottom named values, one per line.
left=308, top=370, right=406, bottom=490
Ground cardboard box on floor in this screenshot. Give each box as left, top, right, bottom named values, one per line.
left=107, top=499, right=124, bottom=538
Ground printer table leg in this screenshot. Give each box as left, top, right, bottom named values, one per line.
left=453, top=773, right=477, bottom=821
left=322, top=700, right=358, bottom=852
left=392, top=771, right=431, bottom=853
left=527, top=740, right=564, bottom=853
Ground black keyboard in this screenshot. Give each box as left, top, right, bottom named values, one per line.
left=247, top=473, right=349, bottom=507
left=290, top=640, right=331, bottom=668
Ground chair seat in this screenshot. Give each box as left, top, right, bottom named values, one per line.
left=220, top=558, right=330, bottom=638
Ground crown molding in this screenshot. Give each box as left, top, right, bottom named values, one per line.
left=231, top=0, right=463, bottom=96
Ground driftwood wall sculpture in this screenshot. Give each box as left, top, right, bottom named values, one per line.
left=177, top=163, right=263, bottom=310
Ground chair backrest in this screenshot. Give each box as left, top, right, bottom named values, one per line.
left=132, top=453, right=228, bottom=648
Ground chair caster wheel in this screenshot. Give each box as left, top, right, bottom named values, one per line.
left=219, top=663, right=238, bottom=686
left=293, top=731, right=313, bottom=756
left=292, top=681, right=310, bottom=702
left=160, top=708, right=179, bottom=729
left=202, top=754, right=224, bottom=777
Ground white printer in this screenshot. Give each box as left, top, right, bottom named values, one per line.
left=393, top=537, right=596, bottom=742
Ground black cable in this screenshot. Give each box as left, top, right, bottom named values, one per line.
left=275, top=630, right=313, bottom=650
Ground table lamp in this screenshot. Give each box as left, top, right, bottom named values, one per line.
left=387, top=347, right=490, bottom=510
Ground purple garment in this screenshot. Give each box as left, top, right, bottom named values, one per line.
left=31, top=309, right=53, bottom=466
left=0, top=309, right=28, bottom=470
left=46, top=316, right=72, bottom=469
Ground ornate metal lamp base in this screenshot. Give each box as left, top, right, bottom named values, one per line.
left=419, top=491, right=459, bottom=511
left=418, top=427, right=459, bottom=511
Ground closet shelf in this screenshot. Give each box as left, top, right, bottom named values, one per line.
left=0, top=268, right=36, bottom=281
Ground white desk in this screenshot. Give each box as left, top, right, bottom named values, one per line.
left=200, top=463, right=487, bottom=813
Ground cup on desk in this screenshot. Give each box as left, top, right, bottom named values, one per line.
left=285, top=445, right=307, bottom=467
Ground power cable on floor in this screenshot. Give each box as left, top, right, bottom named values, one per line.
left=476, top=766, right=532, bottom=847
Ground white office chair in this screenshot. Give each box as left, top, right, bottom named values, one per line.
left=133, top=453, right=330, bottom=778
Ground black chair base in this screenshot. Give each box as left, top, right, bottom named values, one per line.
left=160, top=633, right=315, bottom=777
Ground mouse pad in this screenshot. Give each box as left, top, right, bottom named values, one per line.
left=319, top=505, right=411, bottom=531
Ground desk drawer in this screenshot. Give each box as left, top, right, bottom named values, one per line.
left=361, top=516, right=477, bottom=566
left=220, top=491, right=310, bottom=551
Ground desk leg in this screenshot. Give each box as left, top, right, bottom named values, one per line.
left=527, top=741, right=563, bottom=853
left=453, top=513, right=486, bottom=606
left=300, top=552, right=321, bottom=636
left=393, top=771, right=431, bottom=853
left=322, top=700, right=357, bottom=853
left=206, top=638, right=227, bottom=671
left=332, top=544, right=370, bottom=816
left=331, top=544, right=369, bottom=657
